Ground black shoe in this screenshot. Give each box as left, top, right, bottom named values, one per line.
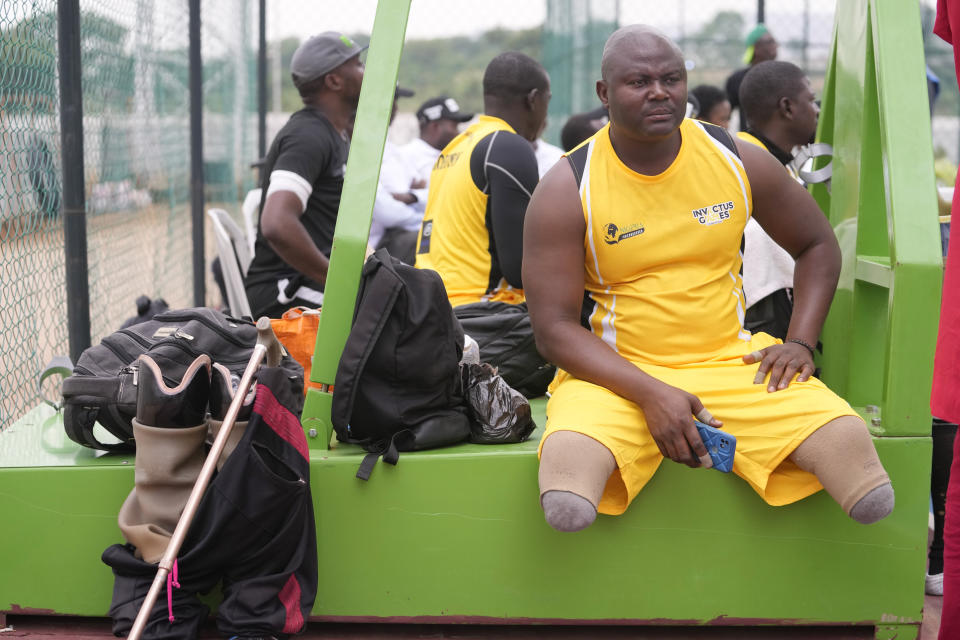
left=136, top=354, right=211, bottom=427
left=209, top=363, right=256, bottom=422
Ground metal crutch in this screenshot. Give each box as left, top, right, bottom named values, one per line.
left=127, top=317, right=284, bottom=640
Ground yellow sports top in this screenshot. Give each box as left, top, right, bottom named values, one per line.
left=414, top=115, right=524, bottom=306
left=576, top=119, right=754, bottom=365
left=736, top=130, right=801, bottom=181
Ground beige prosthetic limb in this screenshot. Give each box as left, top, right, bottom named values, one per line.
left=117, top=421, right=207, bottom=563
left=539, top=430, right=617, bottom=532
left=789, top=415, right=894, bottom=524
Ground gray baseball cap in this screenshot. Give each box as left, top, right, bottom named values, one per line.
left=291, top=32, right=368, bottom=87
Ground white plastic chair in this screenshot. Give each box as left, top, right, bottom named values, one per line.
left=241, top=188, right=262, bottom=256
left=207, top=207, right=253, bottom=318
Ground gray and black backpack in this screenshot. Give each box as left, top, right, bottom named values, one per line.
left=61, top=307, right=303, bottom=452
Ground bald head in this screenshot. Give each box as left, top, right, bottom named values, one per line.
left=597, top=24, right=688, bottom=143
left=601, top=25, right=684, bottom=83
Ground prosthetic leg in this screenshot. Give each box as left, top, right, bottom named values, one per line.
left=788, top=416, right=894, bottom=524
left=110, top=354, right=212, bottom=639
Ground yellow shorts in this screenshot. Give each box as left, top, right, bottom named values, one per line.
left=538, top=333, right=858, bottom=515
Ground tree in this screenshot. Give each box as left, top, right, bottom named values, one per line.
left=690, top=11, right=746, bottom=70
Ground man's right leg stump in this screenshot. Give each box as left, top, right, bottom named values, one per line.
left=539, top=430, right=616, bottom=532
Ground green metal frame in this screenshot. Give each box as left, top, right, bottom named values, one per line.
left=300, top=0, right=411, bottom=449
left=814, top=0, right=942, bottom=434
left=0, top=1, right=941, bottom=638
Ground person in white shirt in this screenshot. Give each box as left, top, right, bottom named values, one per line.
left=532, top=135, right=564, bottom=178
left=368, top=87, right=424, bottom=258
left=374, top=96, right=473, bottom=263
left=408, top=95, right=474, bottom=198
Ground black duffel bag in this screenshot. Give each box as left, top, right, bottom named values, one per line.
left=61, top=307, right=304, bottom=452
left=453, top=301, right=555, bottom=398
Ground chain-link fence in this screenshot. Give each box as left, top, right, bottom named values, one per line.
left=0, top=0, right=948, bottom=430
left=0, top=0, right=258, bottom=430
left=262, top=2, right=946, bottom=150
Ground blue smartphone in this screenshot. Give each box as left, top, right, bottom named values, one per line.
left=694, top=420, right=736, bottom=473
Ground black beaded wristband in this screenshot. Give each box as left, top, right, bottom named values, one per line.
left=787, top=338, right=816, bottom=356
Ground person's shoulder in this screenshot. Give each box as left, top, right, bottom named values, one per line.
left=401, top=137, right=435, bottom=159
left=487, top=129, right=537, bottom=162
left=725, top=67, right=748, bottom=88
left=405, top=137, right=432, bottom=151
left=282, top=108, right=339, bottom=141
left=735, top=130, right=766, bottom=151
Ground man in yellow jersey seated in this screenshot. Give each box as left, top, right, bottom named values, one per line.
left=415, top=52, right=550, bottom=307
left=737, top=60, right=821, bottom=340
left=523, top=26, right=894, bottom=532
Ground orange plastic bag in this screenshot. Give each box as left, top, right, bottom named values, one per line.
left=271, top=307, right=323, bottom=395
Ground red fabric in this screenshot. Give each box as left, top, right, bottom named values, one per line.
left=254, top=385, right=310, bottom=462
left=936, top=6, right=960, bottom=637
left=278, top=573, right=305, bottom=634
left=940, top=431, right=960, bottom=639
left=933, top=0, right=960, bottom=425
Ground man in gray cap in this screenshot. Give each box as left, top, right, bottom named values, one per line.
left=244, top=31, right=366, bottom=318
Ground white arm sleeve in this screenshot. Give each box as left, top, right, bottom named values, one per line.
left=265, top=169, right=312, bottom=213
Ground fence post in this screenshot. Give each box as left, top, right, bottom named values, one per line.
left=190, top=0, right=205, bottom=307
left=57, top=0, right=91, bottom=362
left=258, top=0, right=266, bottom=160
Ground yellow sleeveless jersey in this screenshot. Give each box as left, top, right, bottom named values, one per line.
left=414, top=115, right=524, bottom=306
left=736, top=131, right=801, bottom=181
left=575, top=119, right=753, bottom=365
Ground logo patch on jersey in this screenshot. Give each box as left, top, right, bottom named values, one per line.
left=691, top=201, right=735, bottom=225
left=417, top=219, right=433, bottom=254
left=603, top=222, right=645, bottom=245
left=433, top=152, right=461, bottom=170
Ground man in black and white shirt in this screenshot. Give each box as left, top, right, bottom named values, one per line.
left=244, top=32, right=365, bottom=318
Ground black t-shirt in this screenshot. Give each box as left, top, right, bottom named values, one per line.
left=245, top=107, right=349, bottom=287
left=725, top=66, right=750, bottom=131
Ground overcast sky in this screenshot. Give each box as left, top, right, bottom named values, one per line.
left=269, top=0, right=547, bottom=41
left=267, top=0, right=939, bottom=48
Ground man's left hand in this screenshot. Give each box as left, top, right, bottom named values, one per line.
left=392, top=191, right=417, bottom=205
left=742, top=342, right=815, bottom=392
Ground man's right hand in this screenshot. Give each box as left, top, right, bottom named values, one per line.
left=391, top=191, right=417, bottom=205
left=638, top=383, right=722, bottom=468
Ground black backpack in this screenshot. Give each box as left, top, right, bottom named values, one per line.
left=453, top=301, right=556, bottom=398
left=332, top=250, right=470, bottom=480
left=61, top=307, right=304, bottom=452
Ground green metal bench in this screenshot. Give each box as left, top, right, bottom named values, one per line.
left=0, top=1, right=942, bottom=638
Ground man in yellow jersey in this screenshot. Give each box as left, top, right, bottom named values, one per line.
left=523, top=26, right=894, bottom=532
left=737, top=60, right=821, bottom=340
left=415, top=52, right=550, bottom=307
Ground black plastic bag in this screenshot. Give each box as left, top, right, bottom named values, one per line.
left=461, top=363, right=536, bottom=444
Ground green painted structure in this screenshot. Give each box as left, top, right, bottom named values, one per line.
left=0, top=0, right=943, bottom=638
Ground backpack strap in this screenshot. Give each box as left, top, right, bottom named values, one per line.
left=330, top=250, right=407, bottom=480
left=700, top=121, right=741, bottom=158
left=39, top=355, right=73, bottom=411
left=355, top=432, right=402, bottom=481
left=566, top=144, right=591, bottom=190
left=332, top=250, right=400, bottom=431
